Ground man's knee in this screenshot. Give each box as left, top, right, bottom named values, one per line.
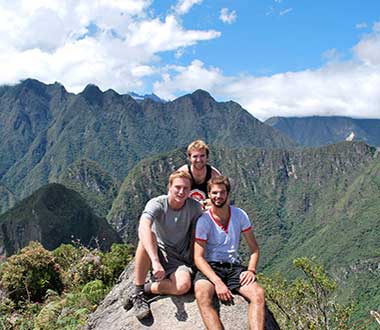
left=174, top=278, right=192, bottom=295
left=194, top=282, right=214, bottom=306
left=250, top=284, right=265, bottom=305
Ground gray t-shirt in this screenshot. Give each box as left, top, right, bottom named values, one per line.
left=142, top=195, right=203, bottom=264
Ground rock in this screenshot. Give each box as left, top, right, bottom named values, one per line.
left=85, top=261, right=280, bottom=330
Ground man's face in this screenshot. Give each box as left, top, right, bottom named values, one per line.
left=209, top=184, right=229, bottom=208
left=189, top=148, right=208, bottom=170
left=168, top=177, right=191, bottom=206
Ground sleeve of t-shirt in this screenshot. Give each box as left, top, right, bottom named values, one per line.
left=195, top=214, right=211, bottom=242
left=238, top=208, right=253, bottom=233
left=141, top=198, right=163, bottom=223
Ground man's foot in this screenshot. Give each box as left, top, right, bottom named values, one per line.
left=130, top=291, right=151, bottom=320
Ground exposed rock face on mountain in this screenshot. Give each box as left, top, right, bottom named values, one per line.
left=0, top=183, right=121, bottom=257
left=0, top=79, right=294, bottom=207
left=0, top=183, right=17, bottom=215
left=86, top=261, right=280, bottom=330
left=57, top=159, right=120, bottom=218
left=266, top=115, right=380, bottom=147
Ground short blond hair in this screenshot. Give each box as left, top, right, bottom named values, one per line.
left=168, top=171, right=193, bottom=188
left=187, top=139, right=209, bottom=157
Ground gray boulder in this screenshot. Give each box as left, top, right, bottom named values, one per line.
left=86, top=261, right=280, bottom=330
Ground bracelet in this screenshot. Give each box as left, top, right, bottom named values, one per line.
left=248, top=269, right=256, bottom=275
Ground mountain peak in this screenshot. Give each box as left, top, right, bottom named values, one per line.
left=80, top=84, right=104, bottom=105
left=191, top=89, right=214, bottom=101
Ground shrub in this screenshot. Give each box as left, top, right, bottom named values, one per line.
left=0, top=242, right=63, bottom=304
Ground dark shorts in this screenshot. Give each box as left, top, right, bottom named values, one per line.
left=157, top=248, right=194, bottom=278
left=194, top=261, right=247, bottom=291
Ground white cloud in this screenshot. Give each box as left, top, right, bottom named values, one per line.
left=279, top=8, right=293, bottom=16
left=128, top=15, right=220, bottom=53
left=154, top=60, right=225, bottom=99
left=353, top=27, right=380, bottom=65
left=0, top=0, right=219, bottom=93
left=154, top=24, right=380, bottom=121
left=173, top=0, right=203, bottom=15
left=356, top=22, right=368, bottom=29
left=219, top=8, right=237, bottom=24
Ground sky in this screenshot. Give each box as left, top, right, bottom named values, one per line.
left=0, top=0, right=380, bottom=121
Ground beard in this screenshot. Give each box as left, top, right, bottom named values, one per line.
left=211, top=198, right=227, bottom=208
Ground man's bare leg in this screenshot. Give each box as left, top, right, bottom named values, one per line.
left=134, top=241, right=151, bottom=285
left=237, top=282, right=265, bottom=330
left=194, top=279, right=224, bottom=330
left=150, top=269, right=192, bottom=295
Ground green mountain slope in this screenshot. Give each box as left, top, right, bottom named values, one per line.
left=0, top=183, right=122, bottom=257
left=57, top=158, right=120, bottom=218
left=0, top=79, right=295, bottom=208
left=266, top=116, right=380, bottom=147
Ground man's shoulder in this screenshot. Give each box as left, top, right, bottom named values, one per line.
left=145, top=195, right=168, bottom=209
left=177, top=164, right=189, bottom=172
left=197, top=210, right=212, bottom=223
left=230, top=205, right=248, bottom=218
left=210, top=165, right=221, bottom=177
left=184, top=197, right=203, bottom=212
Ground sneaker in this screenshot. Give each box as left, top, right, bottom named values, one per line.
left=131, top=291, right=151, bottom=320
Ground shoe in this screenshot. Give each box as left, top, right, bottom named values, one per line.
left=131, top=291, right=151, bottom=320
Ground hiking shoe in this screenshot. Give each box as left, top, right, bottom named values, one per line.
left=131, top=291, right=151, bottom=320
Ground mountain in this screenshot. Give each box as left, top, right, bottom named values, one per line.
left=0, top=183, right=17, bottom=214
left=0, top=183, right=122, bottom=257
left=128, top=92, right=166, bottom=103
left=265, top=116, right=380, bottom=147
left=57, top=158, right=120, bottom=218
left=107, top=141, right=380, bottom=320
left=0, top=79, right=295, bottom=210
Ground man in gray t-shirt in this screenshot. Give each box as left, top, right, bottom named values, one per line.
left=128, top=171, right=202, bottom=320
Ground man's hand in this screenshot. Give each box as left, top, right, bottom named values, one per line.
left=215, top=280, right=233, bottom=302
left=239, top=270, right=256, bottom=286
left=151, top=260, right=165, bottom=281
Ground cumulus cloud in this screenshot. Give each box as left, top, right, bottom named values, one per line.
left=0, top=0, right=219, bottom=93
left=172, top=0, right=203, bottom=15
left=219, top=8, right=237, bottom=24
left=154, top=23, right=380, bottom=121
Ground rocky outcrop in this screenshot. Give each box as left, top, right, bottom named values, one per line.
left=86, top=261, right=280, bottom=330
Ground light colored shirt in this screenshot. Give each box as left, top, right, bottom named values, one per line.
left=195, top=206, right=252, bottom=263
left=142, top=195, right=202, bottom=263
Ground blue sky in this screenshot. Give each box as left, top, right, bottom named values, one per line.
left=0, top=0, right=379, bottom=120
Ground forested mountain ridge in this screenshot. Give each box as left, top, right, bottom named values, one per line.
left=0, top=183, right=121, bottom=258
left=0, top=79, right=295, bottom=213
left=266, top=115, right=380, bottom=147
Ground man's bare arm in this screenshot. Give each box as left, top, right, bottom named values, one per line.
left=239, top=230, right=260, bottom=286
left=194, top=240, right=233, bottom=301
left=138, top=216, right=165, bottom=280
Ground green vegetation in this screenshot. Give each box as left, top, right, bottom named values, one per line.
left=261, top=257, right=354, bottom=330
left=0, top=183, right=122, bottom=256
left=0, top=241, right=134, bottom=330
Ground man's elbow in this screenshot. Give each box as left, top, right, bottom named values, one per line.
left=194, top=255, right=202, bottom=268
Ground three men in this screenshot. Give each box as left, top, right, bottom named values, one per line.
left=194, top=176, right=265, bottom=330
left=178, top=140, right=221, bottom=205
left=130, top=171, right=203, bottom=319
left=129, top=140, right=265, bottom=328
